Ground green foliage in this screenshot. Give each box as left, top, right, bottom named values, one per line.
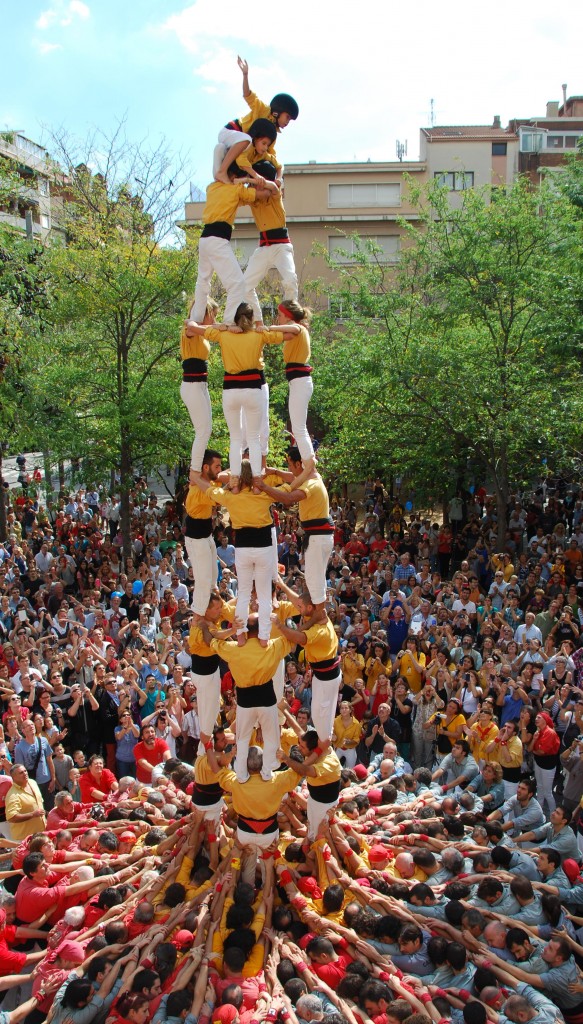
left=309, top=172, right=583, bottom=536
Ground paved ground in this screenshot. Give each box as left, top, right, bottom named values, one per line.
left=1, top=452, right=178, bottom=504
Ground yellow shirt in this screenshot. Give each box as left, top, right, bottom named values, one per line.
left=298, top=475, right=330, bottom=522
left=341, top=651, right=365, bottom=686
left=207, top=485, right=274, bottom=529
left=271, top=600, right=299, bottom=639
left=180, top=328, right=210, bottom=362
left=280, top=726, right=299, bottom=756
left=333, top=715, right=362, bottom=749
left=308, top=750, right=342, bottom=788
left=210, top=635, right=293, bottom=687
left=238, top=90, right=281, bottom=147
left=5, top=780, right=46, bottom=840
left=467, top=721, right=499, bottom=763
left=238, top=142, right=281, bottom=173
left=398, top=651, right=426, bottom=694
left=202, top=181, right=256, bottom=227
left=304, top=618, right=338, bottom=663
left=491, top=554, right=515, bottom=582
left=365, top=656, right=390, bottom=687
left=205, top=327, right=283, bottom=374
left=194, top=753, right=221, bottom=786
left=216, top=767, right=300, bottom=818
left=188, top=600, right=235, bottom=657
left=488, top=734, right=523, bottom=769
left=283, top=325, right=311, bottom=366
left=250, top=189, right=287, bottom=232
left=184, top=484, right=217, bottom=520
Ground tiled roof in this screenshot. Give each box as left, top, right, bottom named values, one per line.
left=422, top=126, right=518, bottom=139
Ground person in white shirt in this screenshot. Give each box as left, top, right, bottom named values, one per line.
left=515, top=613, right=543, bottom=646
left=34, top=544, right=54, bottom=574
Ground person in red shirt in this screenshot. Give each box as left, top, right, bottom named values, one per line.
left=15, top=852, right=104, bottom=924
left=305, top=936, right=353, bottom=986
left=78, top=754, right=119, bottom=803
left=133, top=724, right=170, bottom=783
left=0, top=906, right=48, bottom=975
left=46, top=791, right=96, bottom=831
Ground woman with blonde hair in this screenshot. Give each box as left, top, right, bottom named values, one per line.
left=332, top=700, right=362, bottom=768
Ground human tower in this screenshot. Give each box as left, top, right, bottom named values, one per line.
left=179, top=58, right=341, bottom=820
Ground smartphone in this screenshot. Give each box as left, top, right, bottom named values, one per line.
left=18, top=610, right=27, bottom=622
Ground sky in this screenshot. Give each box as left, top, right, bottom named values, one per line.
left=1, top=0, right=583, bottom=199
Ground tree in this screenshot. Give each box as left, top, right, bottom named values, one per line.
left=310, top=175, right=583, bottom=543
left=29, top=126, right=199, bottom=557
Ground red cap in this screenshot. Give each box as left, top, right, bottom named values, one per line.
left=120, top=831, right=137, bottom=844
left=563, top=858, right=582, bottom=884
left=172, top=929, right=194, bottom=948
left=56, top=940, right=85, bottom=963
left=353, top=764, right=368, bottom=780
left=297, top=877, right=322, bottom=899
left=368, top=787, right=383, bottom=805
left=212, top=1007, right=239, bottom=1024
left=368, top=843, right=391, bottom=863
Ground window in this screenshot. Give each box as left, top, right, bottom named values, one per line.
left=519, top=130, right=545, bottom=153
left=492, top=142, right=507, bottom=156
left=547, top=135, right=564, bottom=149
left=328, top=235, right=399, bottom=264
left=565, top=135, right=581, bottom=149
left=40, top=213, right=50, bottom=229
left=231, top=237, right=256, bottom=267
left=434, top=172, right=474, bottom=191
left=328, top=183, right=400, bottom=208
left=37, top=177, right=49, bottom=196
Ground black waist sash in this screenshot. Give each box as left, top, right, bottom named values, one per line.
left=307, top=779, right=341, bottom=803
left=223, top=368, right=266, bottom=390
left=192, top=780, right=223, bottom=805
left=236, top=680, right=276, bottom=708
left=191, top=652, right=219, bottom=675
left=259, top=228, right=289, bottom=246
left=185, top=514, right=212, bottom=539
left=235, top=524, right=272, bottom=548
left=285, top=362, right=312, bottom=381
left=311, top=655, right=341, bottom=678
left=182, top=357, right=208, bottom=382
left=238, top=813, right=278, bottom=834
left=202, top=221, right=232, bottom=240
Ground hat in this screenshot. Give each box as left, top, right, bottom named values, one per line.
left=353, top=764, right=368, bottom=781
left=563, top=859, right=582, bottom=885
left=538, top=712, right=554, bottom=729
left=111, top=591, right=124, bottom=599
left=120, top=831, right=137, bottom=845
left=368, top=788, right=383, bottom=805
left=172, top=928, right=194, bottom=949
left=297, top=877, right=322, bottom=900
left=368, top=843, right=391, bottom=863
left=56, top=939, right=86, bottom=963
left=212, top=1008, right=238, bottom=1024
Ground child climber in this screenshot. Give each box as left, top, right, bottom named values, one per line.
left=213, top=56, right=299, bottom=185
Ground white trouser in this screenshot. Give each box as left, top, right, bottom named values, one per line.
left=311, top=671, right=341, bottom=743
left=503, top=779, right=519, bottom=800
left=191, top=236, right=246, bottom=323
left=534, top=763, right=556, bottom=814
left=214, top=130, right=252, bottom=177
left=335, top=746, right=358, bottom=768
left=180, top=381, right=212, bottom=472
left=244, top=243, right=298, bottom=323
left=236, top=825, right=278, bottom=886
left=241, top=383, right=270, bottom=458
left=191, top=667, right=221, bottom=738
left=304, top=533, right=334, bottom=605
left=184, top=535, right=218, bottom=614
left=273, top=659, right=285, bottom=703
left=271, top=526, right=278, bottom=581
left=289, top=376, right=314, bottom=461
left=234, top=702, right=280, bottom=781
left=307, top=794, right=339, bottom=840
left=222, top=387, right=262, bottom=478
left=235, top=545, right=273, bottom=640
left=194, top=797, right=225, bottom=823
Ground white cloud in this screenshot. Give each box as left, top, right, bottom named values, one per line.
left=36, top=40, right=63, bottom=54
left=36, top=0, right=90, bottom=31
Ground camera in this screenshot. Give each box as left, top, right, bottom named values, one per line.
left=435, top=713, right=445, bottom=722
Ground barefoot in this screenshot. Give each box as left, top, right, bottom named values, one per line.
left=237, top=632, right=247, bottom=647
left=253, top=476, right=263, bottom=494
left=214, top=171, right=231, bottom=185
left=303, top=457, right=316, bottom=473
left=261, top=455, right=267, bottom=474
left=230, top=476, right=240, bottom=494
left=259, top=638, right=268, bottom=648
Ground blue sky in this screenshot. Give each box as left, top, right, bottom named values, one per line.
left=2, top=0, right=583, bottom=199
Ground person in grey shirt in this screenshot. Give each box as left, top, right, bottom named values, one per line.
left=488, top=777, right=546, bottom=837
left=499, top=983, right=566, bottom=1024
left=514, top=807, right=581, bottom=864
left=491, top=843, right=541, bottom=882
left=472, top=876, right=521, bottom=916
left=432, top=740, right=480, bottom=792
left=535, top=848, right=573, bottom=903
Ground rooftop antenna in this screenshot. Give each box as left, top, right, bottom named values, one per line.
left=430, top=99, right=436, bottom=127
left=396, top=140, right=407, bottom=162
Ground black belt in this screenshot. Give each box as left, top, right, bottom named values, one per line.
left=307, top=779, right=341, bottom=803
left=191, top=653, right=219, bottom=675
left=182, top=357, right=208, bottom=382
left=238, top=813, right=278, bottom=834
left=259, top=228, right=289, bottom=246
left=185, top=515, right=212, bottom=539
left=202, top=221, right=232, bottom=240
left=301, top=517, right=334, bottom=550
left=236, top=680, right=276, bottom=708
left=223, top=369, right=265, bottom=390
left=285, top=362, right=312, bottom=381
left=235, top=524, right=273, bottom=548
left=311, top=655, right=341, bottom=678
left=192, top=781, right=223, bottom=805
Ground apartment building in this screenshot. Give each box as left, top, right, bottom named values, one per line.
left=182, top=90, right=581, bottom=308
left=0, top=131, right=63, bottom=243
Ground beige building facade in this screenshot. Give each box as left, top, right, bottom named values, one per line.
left=0, top=132, right=64, bottom=242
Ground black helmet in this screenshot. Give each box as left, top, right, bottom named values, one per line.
left=251, top=159, right=277, bottom=182
left=249, top=118, right=278, bottom=143
left=270, top=93, right=299, bottom=120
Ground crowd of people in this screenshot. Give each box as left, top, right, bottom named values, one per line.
left=1, top=50, right=583, bottom=1024
left=0, top=464, right=582, bottom=1024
